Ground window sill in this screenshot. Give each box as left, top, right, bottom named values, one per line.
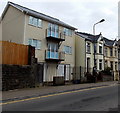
left=65, top=53, right=72, bottom=55
left=35, top=48, right=41, bottom=50
left=28, top=23, right=42, bottom=29
left=86, top=52, right=91, bottom=54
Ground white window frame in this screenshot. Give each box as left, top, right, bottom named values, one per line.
left=87, top=42, right=91, bottom=53
left=28, top=39, right=41, bottom=50
left=99, top=59, right=102, bottom=70
left=99, top=45, right=102, bottom=54
left=110, top=48, right=113, bottom=56
left=29, top=16, right=42, bottom=28
left=114, top=48, right=117, bottom=57
left=64, top=46, right=72, bottom=54
left=104, top=47, right=107, bottom=56
left=64, top=28, right=72, bottom=36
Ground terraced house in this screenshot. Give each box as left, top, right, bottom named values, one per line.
left=76, top=32, right=104, bottom=73
left=104, top=38, right=119, bottom=80
left=1, top=2, right=77, bottom=83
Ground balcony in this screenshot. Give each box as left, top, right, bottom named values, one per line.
left=45, top=50, right=65, bottom=62
left=46, top=28, right=65, bottom=42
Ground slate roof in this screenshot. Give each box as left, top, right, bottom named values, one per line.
left=76, top=32, right=101, bottom=42
left=103, top=37, right=116, bottom=46
left=1, top=1, right=77, bottom=30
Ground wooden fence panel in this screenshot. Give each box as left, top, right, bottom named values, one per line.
left=0, top=41, right=29, bottom=65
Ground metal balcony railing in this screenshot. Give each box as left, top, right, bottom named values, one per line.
left=45, top=50, right=65, bottom=61
left=46, top=28, right=65, bottom=41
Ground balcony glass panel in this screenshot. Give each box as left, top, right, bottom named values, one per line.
left=46, top=51, right=59, bottom=59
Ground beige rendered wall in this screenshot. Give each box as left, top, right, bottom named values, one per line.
left=75, top=34, right=85, bottom=68
left=24, top=15, right=75, bottom=67
left=60, top=31, right=75, bottom=67
left=2, top=6, right=25, bottom=44
left=24, top=15, right=48, bottom=62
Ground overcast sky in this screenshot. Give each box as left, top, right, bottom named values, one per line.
left=0, top=0, right=119, bottom=40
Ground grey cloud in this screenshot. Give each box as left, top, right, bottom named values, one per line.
left=0, top=1, right=118, bottom=39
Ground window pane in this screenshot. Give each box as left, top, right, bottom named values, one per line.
left=87, top=43, right=90, bottom=53
left=64, top=28, right=69, bottom=36
left=99, top=46, right=102, bottom=54
left=94, top=44, right=97, bottom=53
left=99, top=60, right=102, bottom=70
left=69, top=47, right=72, bottom=54
left=55, top=25, right=59, bottom=38
left=37, top=40, right=41, bottom=49
left=110, top=48, right=113, bottom=56
left=29, top=16, right=33, bottom=25
left=69, top=29, right=72, bottom=36
left=38, top=19, right=42, bottom=27
left=63, top=46, right=66, bottom=52
left=28, top=39, right=32, bottom=45
left=32, top=39, right=37, bottom=48
left=33, top=18, right=37, bottom=26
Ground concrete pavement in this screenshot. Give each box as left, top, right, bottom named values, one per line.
left=2, top=81, right=118, bottom=103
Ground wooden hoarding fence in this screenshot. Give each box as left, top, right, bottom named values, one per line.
left=0, top=41, right=29, bottom=65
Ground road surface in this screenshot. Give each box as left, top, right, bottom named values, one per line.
left=1, top=84, right=119, bottom=112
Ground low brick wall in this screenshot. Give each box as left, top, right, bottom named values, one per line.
left=102, top=75, right=113, bottom=81
left=2, top=64, right=35, bottom=91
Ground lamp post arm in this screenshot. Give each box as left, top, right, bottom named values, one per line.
left=93, top=22, right=100, bottom=35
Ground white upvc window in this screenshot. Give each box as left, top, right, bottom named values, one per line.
left=28, top=39, right=41, bottom=49
left=86, top=42, right=91, bottom=53
left=29, top=16, right=42, bottom=27
left=99, top=45, right=102, bottom=54
left=38, top=19, right=42, bottom=27
left=64, top=46, right=72, bottom=54
left=99, top=59, right=102, bottom=70
left=114, top=48, right=117, bottom=57
left=104, top=47, right=107, bottom=56
left=64, top=28, right=72, bottom=36
left=110, top=48, right=113, bottom=56
left=48, top=23, right=59, bottom=38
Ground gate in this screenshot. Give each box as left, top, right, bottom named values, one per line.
left=37, top=64, right=44, bottom=83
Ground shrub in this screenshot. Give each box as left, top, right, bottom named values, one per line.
left=101, top=67, right=112, bottom=76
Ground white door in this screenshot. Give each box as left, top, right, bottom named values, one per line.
left=65, top=65, right=70, bottom=80
left=57, top=64, right=64, bottom=76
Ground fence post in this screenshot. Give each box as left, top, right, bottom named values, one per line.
left=64, top=65, right=66, bottom=82
left=69, top=65, right=71, bottom=82
left=80, top=66, right=81, bottom=83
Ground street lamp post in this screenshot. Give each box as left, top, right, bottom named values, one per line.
left=93, top=19, right=105, bottom=35
left=93, top=19, right=105, bottom=82
left=93, top=19, right=105, bottom=69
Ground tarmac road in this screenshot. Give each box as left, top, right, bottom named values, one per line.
left=1, top=84, right=119, bottom=112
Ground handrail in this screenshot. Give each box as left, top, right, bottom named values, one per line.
left=46, top=28, right=66, bottom=40
left=45, top=50, right=65, bottom=60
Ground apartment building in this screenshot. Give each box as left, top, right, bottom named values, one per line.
left=1, top=2, right=77, bottom=83
left=76, top=32, right=104, bottom=73
left=104, top=38, right=119, bottom=80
